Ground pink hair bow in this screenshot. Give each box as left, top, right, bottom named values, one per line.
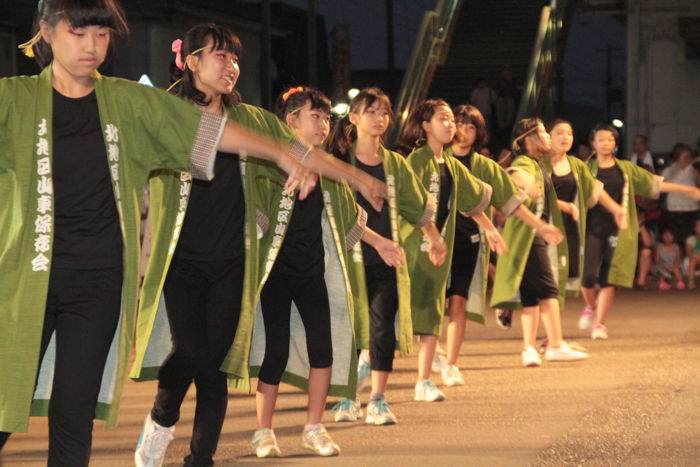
left=172, top=39, right=184, bottom=71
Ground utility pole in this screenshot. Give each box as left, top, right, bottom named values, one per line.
left=386, top=0, right=395, bottom=72
left=261, top=0, right=272, bottom=109
left=308, top=0, right=318, bottom=86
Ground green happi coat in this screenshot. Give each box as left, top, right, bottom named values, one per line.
left=0, top=65, right=225, bottom=432
left=403, top=145, right=492, bottom=336
left=446, top=148, right=527, bottom=324
left=490, top=155, right=568, bottom=311
left=552, top=156, right=604, bottom=297
left=129, top=103, right=295, bottom=384
left=589, top=157, right=662, bottom=288
left=224, top=172, right=367, bottom=399
left=349, top=145, right=435, bottom=353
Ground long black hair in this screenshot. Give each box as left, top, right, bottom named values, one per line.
left=21, top=0, right=128, bottom=68
left=169, top=23, right=243, bottom=107
left=453, top=104, right=488, bottom=152
left=325, top=87, right=393, bottom=162
left=398, top=98, right=451, bottom=154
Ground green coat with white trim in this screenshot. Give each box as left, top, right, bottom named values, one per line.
left=350, top=145, right=435, bottom=354
left=226, top=174, right=367, bottom=399
left=446, top=148, right=526, bottom=324
left=554, top=155, right=604, bottom=297
left=588, top=157, right=662, bottom=288
left=490, top=155, right=568, bottom=311
left=0, top=65, right=223, bottom=432
left=130, top=104, right=294, bottom=387
left=403, top=145, right=492, bottom=336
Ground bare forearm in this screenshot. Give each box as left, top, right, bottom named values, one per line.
left=421, top=222, right=441, bottom=241
left=472, top=211, right=497, bottom=232
left=217, top=121, right=286, bottom=164
left=661, top=181, right=696, bottom=196
left=512, top=204, right=545, bottom=231
left=361, top=227, right=385, bottom=250
left=305, top=148, right=368, bottom=189
left=598, top=190, right=621, bottom=214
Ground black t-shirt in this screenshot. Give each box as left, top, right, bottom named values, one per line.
left=552, top=170, right=579, bottom=248
left=436, top=161, right=453, bottom=232
left=454, top=152, right=480, bottom=236
left=175, top=152, right=245, bottom=260
left=355, top=158, right=392, bottom=266
left=52, top=89, right=123, bottom=270
left=587, top=164, right=624, bottom=233
left=272, top=184, right=325, bottom=276
left=540, top=162, right=553, bottom=223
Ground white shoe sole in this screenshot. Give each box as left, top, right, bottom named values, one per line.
left=366, top=415, right=397, bottom=425
left=414, top=393, right=445, bottom=402
left=255, top=447, right=281, bottom=458
left=301, top=442, right=340, bottom=457
left=545, top=353, right=589, bottom=362
left=334, top=413, right=358, bottom=422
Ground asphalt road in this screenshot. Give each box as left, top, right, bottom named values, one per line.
left=2, top=289, right=698, bottom=466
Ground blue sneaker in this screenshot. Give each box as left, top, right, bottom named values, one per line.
left=365, top=398, right=397, bottom=425
left=332, top=397, right=362, bottom=422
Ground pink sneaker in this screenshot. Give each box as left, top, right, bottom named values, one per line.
left=659, top=280, right=671, bottom=291
left=675, top=281, right=686, bottom=290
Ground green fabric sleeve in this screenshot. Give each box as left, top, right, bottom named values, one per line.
left=396, top=156, right=432, bottom=227
left=454, top=160, right=490, bottom=216
left=626, top=161, right=662, bottom=199
left=475, top=155, right=522, bottom=215
left=126, top=84, right=224, bottom=180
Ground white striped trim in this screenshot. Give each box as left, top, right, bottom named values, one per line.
left=189, top=112, right=226, bottom=180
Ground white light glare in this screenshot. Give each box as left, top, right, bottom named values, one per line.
left=332, top=102, right=350, bottom=116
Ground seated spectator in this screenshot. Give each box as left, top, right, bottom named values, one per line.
left=636, top=212, right=655, bottom=289
left=630, top=134, right=655, bottom=172
left=683, top=218, right=700, bottom=289
left=655, top=227, right=685, bottom=291
left=661, top=143, right=700, bottom=245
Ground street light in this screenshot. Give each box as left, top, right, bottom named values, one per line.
left=612, top=119, right=624, bottom=128
left=332, top=102, right=350, bottom=116
left=347, top=88, right=360, bottom=99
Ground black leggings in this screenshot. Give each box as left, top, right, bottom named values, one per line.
left=447, top=231, right=481, bottom=299
left=151, top=257, right=243, bottom=467
left=6, top=267, right=123, bottom=467
left=365, top=264, right=399, bottom=372
left=582, top=229, right=617, bottom=288
left=519, top=238, right=559, bottom=307
left=258, top=272, right=333, bottom=386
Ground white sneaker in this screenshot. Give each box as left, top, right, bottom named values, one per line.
left=365, top=398, right=398, bottom=425
left=591, top=323, right=609, bottom=340
left=544, top=341, right=589, bottom=362
left=332, top=398, right=362, bottom=422
left=134, top=414, right=175, bottom=467
left=357, top=354, right=371, bottom=392
left=441, top=364, right=465, bottom=387
left=521, top=346, right=542, bottom=368
left=252, top=427, right=282, bottom=458
left=301, top=424, right=340, bottom=457
left=431, top=351, right=445, bottom=373
left=578, top=306, right=594, bottom=330
left=414, top=380, right=445, bottom=402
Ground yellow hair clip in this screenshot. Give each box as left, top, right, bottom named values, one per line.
left=18, top=30, right=42, bottom=58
